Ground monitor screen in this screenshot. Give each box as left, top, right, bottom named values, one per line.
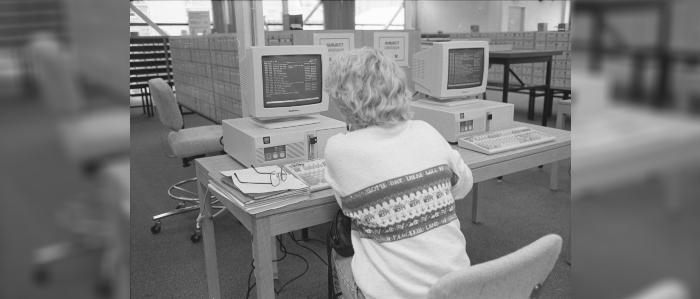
left=446, top=48, right=484, bottom=90
left=261, top=55, right=323, bottom=108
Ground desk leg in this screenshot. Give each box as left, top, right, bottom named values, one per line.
left=253, top=218, right=276, bottom=299
left=502, top=62, right=510, bottom=103
left=471, top=183, right=481, bottom=224
left=550, top=161, right=560, bottom=191
left=271, top=236, right=279, bottom=279
left=542, top=59, right=553, bottom=127
left=550, top=107, right=566, bottom=191
left=556, top=109, right=565, bottom=130
left=140, top=88, right=146, bottom=115
left=565, top=230, right=571, bottom=265
left=196, top=167, right=221, bottom=299
left=528, top=89, right=535, bottom=120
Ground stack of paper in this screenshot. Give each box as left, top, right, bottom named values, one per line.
left=213, top=165, right=311, bottom=214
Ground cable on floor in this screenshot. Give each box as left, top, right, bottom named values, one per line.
left=299, top=235, right=327, bottom=247
left=245, top=235, right=310, bottom=299
left=288, top=232, right=327, bottom=265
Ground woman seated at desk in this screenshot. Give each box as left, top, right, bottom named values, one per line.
left=323, top=47, right=475, bottom=299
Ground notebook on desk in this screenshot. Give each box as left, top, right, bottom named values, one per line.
left=209, top=167, right=311, bottom=214
left=219, top=176, right=308, bottom=201
left=221, top=165, right=309, bottom=194
left=210, top=182, right=310, bottom=214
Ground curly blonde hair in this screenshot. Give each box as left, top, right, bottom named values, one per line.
left=324, top=47, right=413, bottom=129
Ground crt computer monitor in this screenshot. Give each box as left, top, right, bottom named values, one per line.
left=240, top=45, right=330, bottom=128
left=413, top=41, right=489, bottom=101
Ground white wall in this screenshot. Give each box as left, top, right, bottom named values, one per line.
left=417, top=1, right=500, bottom=33
left=501, top=0, right=566, bottom=32
left=417, top=0, right=568, bottom=33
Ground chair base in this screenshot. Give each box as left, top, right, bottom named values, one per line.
left=168, top=177, right=200, bottom=202
left=152, top=204, right=202, bottom=220
left=33, top=239, right=102, bottom=267
left=152, top=176, right=227, bottom=243
left=31, top=238, right=117, bottom=297
left=150, top=203, right=225, bottom=235
left=182, top=154, right=205, bottom=167
left=189, top=205, right=228, bottom=243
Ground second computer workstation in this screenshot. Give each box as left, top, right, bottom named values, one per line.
left=226, top=40, right=558, bottom=170
left=194, top=40, right=571, bottom=298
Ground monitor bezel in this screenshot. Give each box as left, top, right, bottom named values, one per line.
left=438, top=41, right=489, bottom=98
left=243, top=46, right=329, bottom=120
left=417, top=41, right=489, bottom=99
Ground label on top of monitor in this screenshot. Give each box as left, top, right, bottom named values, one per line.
left=447, top=48, right=484, bottom=90
left=261, top=55, right=323, bottom=108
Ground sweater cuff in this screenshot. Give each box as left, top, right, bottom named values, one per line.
left=450, top=171, right=460, bottom=186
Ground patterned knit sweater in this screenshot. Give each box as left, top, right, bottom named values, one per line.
left=324, top=120, right=474, bottom=299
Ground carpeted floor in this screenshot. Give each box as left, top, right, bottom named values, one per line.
left=130, top=94, right=572, bottom=299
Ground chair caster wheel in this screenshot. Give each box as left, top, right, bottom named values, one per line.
left=191, top=230, right=202, bottom=243
left=151, top=221, right=162, bottom=234
left=176, top=202, right=185, bottom=209
left=32, top=266, right=49, bottom=284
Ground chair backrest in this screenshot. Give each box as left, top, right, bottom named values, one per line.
left=148, top=78, right=183, bottom=132
left=626, top=280, right=689, bottom=299
left=427, top=234, right=562, bottom=299
left=28, top=33, right=84, bottom=116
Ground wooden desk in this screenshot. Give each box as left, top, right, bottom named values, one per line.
left=489, top=50, right=563, bottom=127
left=456, top=122, right=571, bottom=223
left=573, top=107, right=700, bottom=201
left=556, top=99, right=572, bottom=130
left=195, top=157, right=338, bottom=299
left=195, top=121, right=571, bottom=299
left=551, top=99, right=572, bottom=191
left=554, top=99, right=572, bottom=265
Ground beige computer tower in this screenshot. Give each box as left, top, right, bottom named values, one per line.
left=223, top=115, right=347, bottom=167
left=410, top=100, right=514, bottom=143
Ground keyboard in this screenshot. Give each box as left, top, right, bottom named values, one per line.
left=457, top=127, right=556, bottom=154
left=283, top=159, right=331, bottom=192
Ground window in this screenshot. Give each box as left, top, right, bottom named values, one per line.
left=261, top=0, right=324, bottom=31
left=355, top=0, right=404, bottom=30
left=129, top=0, right=212, bottom=36
left=262, top=0, right=284, bottom=31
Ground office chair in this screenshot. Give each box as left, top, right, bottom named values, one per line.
left=626, top=279, right=688, bottom=299
left=29, top=33, right=130, bottom=170
left=28, top=33, right=130, bottom=295
left=426, top=234, right=562, bottom=299
left=147, top=78, right=226, bottom=242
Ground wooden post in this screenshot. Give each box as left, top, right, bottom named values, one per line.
left=322, top=0, right=355, bottom=30
left=471, top=183, right=481, bottom=224
left=196, top=168, right=221, bottom=299
left=234, top=0, right=265, bottom=116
